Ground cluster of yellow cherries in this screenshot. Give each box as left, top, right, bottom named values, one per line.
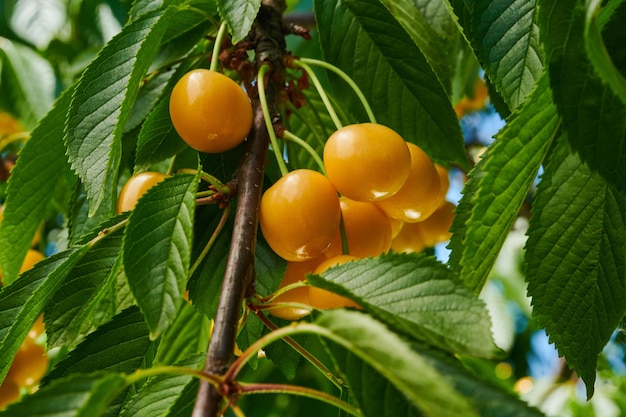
left=259, top=123, right=456, bottom=320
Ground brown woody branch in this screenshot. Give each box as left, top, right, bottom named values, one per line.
left=192, top=1, right=287, bottom=416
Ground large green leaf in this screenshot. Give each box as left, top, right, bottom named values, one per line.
left=308, top=253, right=499, bottom=358
left=0, top=247, right=88, bottom=382
left=65, top=6, right=175, bottom=216
left=0, top=373, right=127, bottom=417
left=44, top=307, right=153, bottom=382
left=379, top=0, right=456, bottom=94
left=315, top=0, right=468, bottom=167
left=448, top=74, right=559, bottom=293
left=314, top=309, right=479, bottom=417
left=122, top=173, right=197, bottom=339
left=154, top=302, right=211, bottom=366
left=525, top=135, right=626, bottom=399
left=470, top=0, right=543, bottom=111
left=0, top=85, right=75, bottom=284
left=44, top=224, right=125, bottom=349
left=539, top=0, right=626, bottom=192
left=0, top=37, right=55, bottom=128
left=119, top=354, right=204, bottom=417
left=216, top=0, right=261, bottom=43
left=584, top=0, right=626, bottom=106
left=135, top=98, right=188, bottom=170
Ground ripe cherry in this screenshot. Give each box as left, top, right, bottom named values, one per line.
left=117, top=172, right=168, bottom=214
left=323, top=123, right=411, bottom=202
left=7, top=340, right=48, bottom=388
left=324, top=197, right=392, bottom=258
left=434, top=164, right=450, bottom=208
left=259, top=169, right=341, bottom=261
left=269, top=257, right=324, bottom=321
left=375, top=142, right=441, bottom=223
left=169, top=69, right=253, bottom=153
left=0, top=379, right=19, bottom=410
left=417, top=201, right=455, bottom=247
left=309, top=255, right=360, bottom=310
left=391, top=221, right=426, bottom=254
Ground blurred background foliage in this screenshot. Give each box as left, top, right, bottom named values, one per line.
left=1, top=1, right=625, bottom=416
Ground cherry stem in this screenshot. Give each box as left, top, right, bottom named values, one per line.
left=88, top=218, right=128, bottom=248
left=293, top=60, right=343, bottom=130
left=125, top=365, right=223, bottom=387
left=256, top=280, right=309, bottom=303
left=239, top=382, right=362, bottom=417
left=228, top=403, right=247, bottom=417
left=189, top=205, right=231, bottom=277
left=0, top=131, right=30, bottom=150
left=227, top=309, right=344, bottom=390
left=210, top=22, right=228, bottom=72
left=258, top=64, right=289, bottom=176
left=298, top=58, right=377, bottom=124
left=281, top=129, right=326, bottom=175
left=339, top=214, right=350, bottom=255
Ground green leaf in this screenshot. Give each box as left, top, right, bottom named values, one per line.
left=539, top=0, right=626, bottom=192
left=122, top=173, right=197, bottom=339
left=470, top=0, right=543, bottom=110
left=315, top=0, right=468, bottom=167
left=0, top=84, right=75, bottom=284
left=155, top=302, right=211, bottom=366
left=0, top=37, right=55, bottom=128
left=8, top=0, right=67, bottom=49
left=0, top=247, right=88, bottom=382
left=584, top=0, right=626, bottom=106
left=216, top=0, right=261, bottom=43
left=65, top=7, right=175, bottom=215
left=525, top=135, right=626, bottom=399
left=315, top=309, right=479, bottom=417
left=379, top=0, right=455, bottom=94
left=135, top=98, right=188, bottom=170
left=448, top=73, right=559, bottom=292
left=307, top=253, right=499, bottom=358
left=0, top=373, right=127, bottom=417
left=420, top=349, right=547, bottom=417
left=186, top=205, right=232, bottom=319
left=44, top=307, right=153, bottom=382
left=44, top=224, right=125, bottom=349
left=119, top=354, right=204, bottom=417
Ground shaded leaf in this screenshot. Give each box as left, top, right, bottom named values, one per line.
left=0, top=84, right=75, bottom=283
left=45, top=224, right=125, bottom=349
left=584, top=0, right=626, bottom=106
left=155, top=302, right=211, bottom=366
left=525, top=135, right=626, bottom=399
left=315, top=0, right=468, bottom=167
left=449, top=73, right=559, bottom=292
left=380, top=0, right=455, bottom=94
left=65, top=7, right=176, bottom=215
left=123, top=173, right=197, bottom=339
left=0, top=373, right=127, bottom=417
left=0, top=247, right=88, bottom=382
left=44, top=307, right=153, bottom=382
left=315, top=309, right=479, bottom=417
left=539, top=0, right=626, bottom=192
left=308, top=253, right=498, bottom=358
left=135, top=98, right=188, bottom=170
left=216, top=0, right=261, bottom=43
left=119, top=354, right=204, bottom=417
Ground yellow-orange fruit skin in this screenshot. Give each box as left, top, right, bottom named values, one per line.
left=375, top=143, right=441, bottom=223
left=324, top=123, right=411, bottom=202
left=117, top=172, right=168, bottom=214
left=169, top=69, right=253, bottom=153
left=259, top=170, right=341, bottom=262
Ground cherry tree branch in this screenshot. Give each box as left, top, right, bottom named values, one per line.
left=192, top=2, right=287, bottom=416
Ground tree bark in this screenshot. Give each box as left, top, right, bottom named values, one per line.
left=192, top=2, right=287, bottom=416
